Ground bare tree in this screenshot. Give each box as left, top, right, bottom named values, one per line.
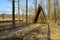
left=54, top=0, right=58, bottom=23
left=8, top=0, right=21, bottom=26
left=20, top=3, right=26, bottom=19
left=33, top=0, right=37, bottom=14
left=12, top=0, right=15, bottom=27
left=18, top=0, right=20, bottom=22
left=48, top=0, right=51, bottom=20
left=26, top=0, right=28, bottom=24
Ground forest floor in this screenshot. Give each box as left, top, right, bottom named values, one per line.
left=21, top=23, right=60, bottom=40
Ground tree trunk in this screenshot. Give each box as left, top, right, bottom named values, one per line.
left=18, top=0, right=20, bottom=23
left=12, top=0, right=15, bottom=27
left=26, top=0, right=28, bottom=24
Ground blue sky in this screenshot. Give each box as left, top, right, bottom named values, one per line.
left=0, top=0, right=50, bottom=14
left=0, top=0, right=34, bottom=10
left=0, top=0, right=34, bottom=14
left=0, top=0, right=12, bottom=11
